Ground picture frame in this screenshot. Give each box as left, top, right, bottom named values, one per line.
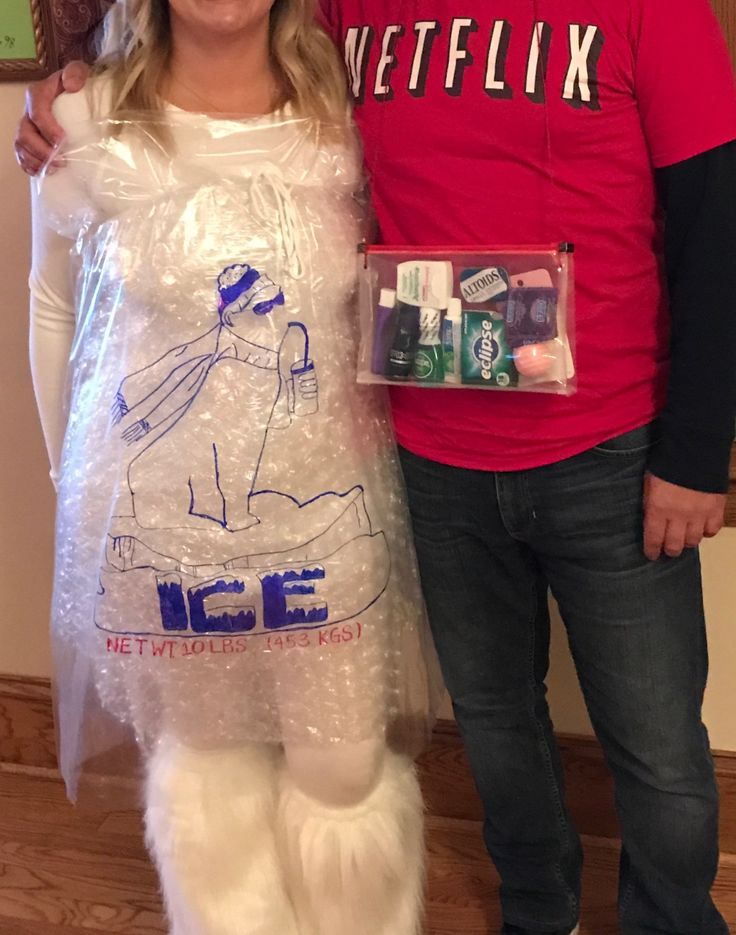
left=0, top=0, right=109, bottom=82
left=0, top=0, right=55, bottom=80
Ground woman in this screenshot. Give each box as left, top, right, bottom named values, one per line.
left=29, top=1, right=440, bottom=933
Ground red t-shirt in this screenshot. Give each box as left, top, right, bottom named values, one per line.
left=321, top=0, right=736, bottom=470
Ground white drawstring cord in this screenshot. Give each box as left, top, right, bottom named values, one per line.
left=251, top=168, right=304, bottom=280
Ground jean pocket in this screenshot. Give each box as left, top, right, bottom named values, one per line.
left=398, top=446, right=458, bottom=498
left=590, top=422, right=660, bottom=458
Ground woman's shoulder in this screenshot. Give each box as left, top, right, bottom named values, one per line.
left=52, top=74, right=114, bottom=146
left=35, top=77, right=115, bottom=235
left=275, top=110, right=363, bottom=188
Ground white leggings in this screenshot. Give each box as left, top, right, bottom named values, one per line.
left=284, top=737, right=384, bottom=805
left=144, top=736, right=425, bottom=935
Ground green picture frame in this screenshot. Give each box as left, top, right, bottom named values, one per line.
left=0, top=0, right=109, bottom=81
left=0, top=0, right=55, bottom=80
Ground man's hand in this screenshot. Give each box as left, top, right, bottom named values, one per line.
left=13, top=61, right=90, bottom=175
left=643, top=473, right=726, bottom=561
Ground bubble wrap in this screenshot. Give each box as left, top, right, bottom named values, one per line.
left=37, top=112, right=442, bottom=796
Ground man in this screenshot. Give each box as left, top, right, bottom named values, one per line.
left=14, top=0, right=736, bottom=931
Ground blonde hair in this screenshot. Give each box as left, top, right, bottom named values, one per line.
left=95, top=0, right=349, bottom=125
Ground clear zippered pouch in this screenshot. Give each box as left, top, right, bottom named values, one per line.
left=357, top=243, right=576, bottom=395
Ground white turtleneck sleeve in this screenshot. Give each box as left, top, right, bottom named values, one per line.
left=28, top=89, right=95, bottom=486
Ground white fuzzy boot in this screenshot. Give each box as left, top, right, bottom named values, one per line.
left=144, top=738, right=298, bottom=935
left=277, top=749, right=425, bottom=935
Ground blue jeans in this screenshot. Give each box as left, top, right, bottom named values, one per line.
left=399, top=424, right=726, bottom=934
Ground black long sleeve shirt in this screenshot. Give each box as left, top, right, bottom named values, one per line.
left=649, top=140, right=736, bottom=493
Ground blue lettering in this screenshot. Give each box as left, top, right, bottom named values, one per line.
left=187, top=578, right=256, bottom=633
left=156, top=575, right=189, bottom=631
left=260, top=566, right=328, bottom=630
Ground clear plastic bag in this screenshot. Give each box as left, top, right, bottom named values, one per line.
left=33, top=107, right=442, bottom=799
left=357, top=244, right=576, bottom=395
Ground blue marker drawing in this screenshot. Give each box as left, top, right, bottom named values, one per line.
left=94, top=261, right=388, bottom=639
left=112, top=262, right=313, bottom=532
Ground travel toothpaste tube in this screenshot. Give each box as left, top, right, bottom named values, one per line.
left=442, top=298, right=462, bottom=384
left=461, top=310, right=518, bottom=387
left=396, top=260, right=454, bottom=309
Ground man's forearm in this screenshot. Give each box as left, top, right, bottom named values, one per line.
left=649, top=140, right=736, bottom=493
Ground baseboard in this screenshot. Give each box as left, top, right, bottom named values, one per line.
left=2, top=675, right=735, bottom=852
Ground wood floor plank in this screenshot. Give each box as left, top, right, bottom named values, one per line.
left=425, top=817, right=736, bottom=934
left=0, top=679, right=57, bottom=772
left=96, top=810, right=146, bottom=838
left=0, top=852, right=164, bottom=933
left=0, top=770, right=103, bottom=835
left=0, top=834, right=160, bottom=893
left=0, top=770, right=164, bottom=933
left=0, top=771, right=734, bottom=934
left=0, top=919, right=109, bottom=935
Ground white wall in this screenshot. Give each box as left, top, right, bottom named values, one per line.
left=0, top=82, right=734, bottom=747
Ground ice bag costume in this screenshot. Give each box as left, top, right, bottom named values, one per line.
left=31, top=87, right=440, bottom=797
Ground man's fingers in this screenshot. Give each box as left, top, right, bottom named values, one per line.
left=24, top=60, right=90, bottom=147
left=704, top=511, right=725, bottom=538
left=26, top=75, right=66, bottom=146
left=15, top=117, right=51, bottom=164
left=684, top=521, right=706, bottom=550
left=15, top=149, right=44, bottom=176
left=61, top=61, right=90, bottom=94
left=644, top=476, right=728, bottom=555
left=643, top=510, right=667, bottom=561
left=13, top=129, right=44, bottom=174
left=15, top=64, right=87, bottom=175
left=663, top=519, right=687, bottom=558
left=14, top=116, right=65, bottom=176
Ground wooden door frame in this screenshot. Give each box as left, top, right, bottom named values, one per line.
left=711, top=0, right=736, bottom=524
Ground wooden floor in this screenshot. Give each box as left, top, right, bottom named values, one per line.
left=0, top=766, right=734, bottom=935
